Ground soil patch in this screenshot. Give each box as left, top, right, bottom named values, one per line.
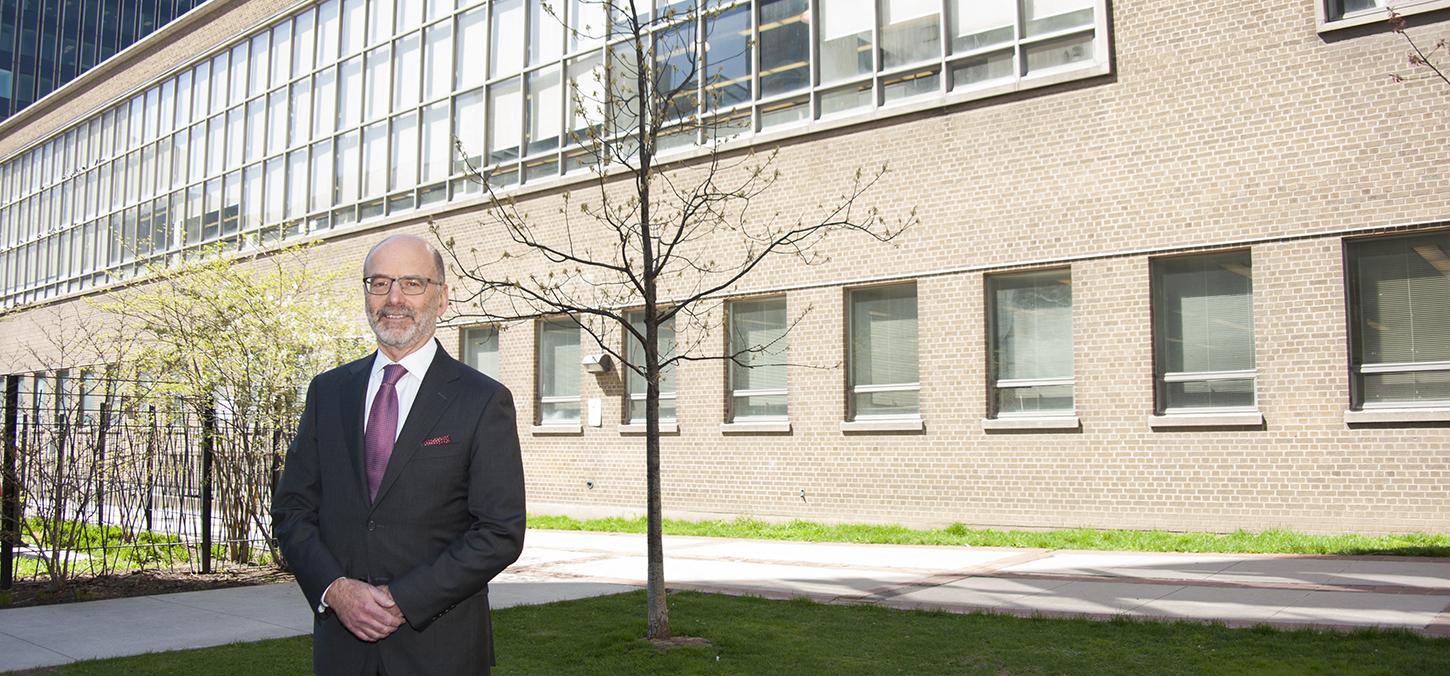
left=1, top=565, right=292, bottom=608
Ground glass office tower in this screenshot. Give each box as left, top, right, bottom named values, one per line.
left=0, top=0, right=208, bottom=121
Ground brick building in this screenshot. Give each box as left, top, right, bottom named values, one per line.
left=1, top=0, right=1447, bottom=535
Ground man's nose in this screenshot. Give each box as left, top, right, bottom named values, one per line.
left=386, top=280, right=409, bottom=302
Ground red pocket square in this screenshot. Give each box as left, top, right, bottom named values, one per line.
left=422, top=435, right=452, bottom=446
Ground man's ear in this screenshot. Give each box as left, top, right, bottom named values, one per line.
left=437, top=283, right=450, bottom=315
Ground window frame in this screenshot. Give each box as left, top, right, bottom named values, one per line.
left=1344, top=230, right=1450, bottom=411
left=985, top=266, right=1075, bottom=419
left=535, top=316, right=582, bottom=425
left=1149, top=249, right=1258, bottom=417
left=845, top=281, right=921, bottom=422
left=725, top=295, right=789, bottom=424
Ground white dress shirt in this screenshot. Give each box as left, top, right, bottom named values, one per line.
left=364, top=338, right=438, bottom=441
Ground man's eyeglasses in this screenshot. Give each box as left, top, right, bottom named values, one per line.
left=363, top=275, right=441, bottom=295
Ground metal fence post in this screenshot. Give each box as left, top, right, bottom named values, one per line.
left=3, top=375, right=19, bottom=590
left=200, top=401, right=215, bottom=574
left=95, top=399, right=111, bottom=529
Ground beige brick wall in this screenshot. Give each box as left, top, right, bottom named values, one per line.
left=4, top=0, right=1450, bottom=534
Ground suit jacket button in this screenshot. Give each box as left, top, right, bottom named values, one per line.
left=367, top=520, right=376, bottom=531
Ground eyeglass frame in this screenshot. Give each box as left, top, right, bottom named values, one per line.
left=362, top=275, right=443, bottom=296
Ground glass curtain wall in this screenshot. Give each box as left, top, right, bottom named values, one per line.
left=0, top=0, right=1106, bottom=309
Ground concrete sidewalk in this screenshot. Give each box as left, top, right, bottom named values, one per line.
left=4, top=530, right=1450, bottom=671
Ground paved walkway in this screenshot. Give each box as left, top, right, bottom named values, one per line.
left=4, top=530, right=1449, bottom=671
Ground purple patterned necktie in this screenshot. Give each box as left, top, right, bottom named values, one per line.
left=364, top=364, right=407, bottom=502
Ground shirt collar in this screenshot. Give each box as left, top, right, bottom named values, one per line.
left=371, top=338, right=439, bottom=382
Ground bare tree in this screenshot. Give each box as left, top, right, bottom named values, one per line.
left=1389, top=9, right=1450, bottom=87
left=434, top=0, right=915, bottom=640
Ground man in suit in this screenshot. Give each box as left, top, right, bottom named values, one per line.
left=273, top=234, right=526, bottom=675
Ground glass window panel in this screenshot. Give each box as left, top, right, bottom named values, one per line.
left=291, top=79, right=314, bottom=147
left=366, top=45, right=393, bottom=121
left=488, top=77, right=522, bottom=164
left=143, top=87, right=160, bottom=143
left=264, top=156, right=285, bottom=226
left=250, top=32, right=271, bottom=98
left=538, top=318, right=580, bottom=423
left=267, top=90, right=289, bottom=156
left=311, top=139, right=334, bottom=212
left=203, top=178, right=221, bottom=242
left=989, top=269, right=1073, bottom=414
left=421, top=101, right=451, bottom=182
left=1024, top=0, right=1093, bottom=37
left=951, top=49, right=1014, bottom=89
left=526, top=65, right=562, bottom=154
left=1153, top=251, right=1254, bottom=375
left=1023, top=32, right=1093, bottom=73
left=456, top=8, right=487, bottom=90
left=294, top=9, right=317, bottom=75
left=879, top=0, right=940, bottom=69
left=1163, top=379, right=1255, bottom=411
left=1362, top=372, right=1450, bottom=404
left=819, top=0, right=873, bottom=83
left=850, top=284, right=919, bottom=417
left=175, top=71, right=193, bottom=128
left=207, top=117, right=225, bottom=176
left=758, top=0, right=808, bottom=97
left=226, top=107, right=245, bottom=170
left=243, top=163, right=263, bottom=231
left=192, top=62, right=211, bottom=121
left=423, top=22, right=453, bottom=102
left=626, top=311, right=677, bottom=423
left=313, top=69, right=338, bottom=139
left=341, top=0, right=365, bottom=56
left=287, top=149, right=308, bottom=218
left=996, top=383, right=1074, bottom=415
left=338, top=56, right=363, bottom=129
left=454, top=88, right=484, bottom=172
left=705, top=4, right=751, bottom=110
left=272, top=21, right=294, bottom=89
left=362, top=121, right=389, bottom=197
left=491, top=0, right=524, bottom=78
left=953, top=0, right=1015, bottom=52
left=335, top=130, right=360, bottom=203
left=222, top=171, right=241, bottom=236
left=318, top=0, right=342, bottom=66
left=568, top=0, right=606, bottom=51
left=567, top=51, right=607, bottom=147
left=246, top=99, right=267, bottom=163
left=399, top=0, right=425, bottom=32
left=462, top=326, right=499, bottom=377
left=211, top=52, right=230, bottom=112
left=230, top=42, right=250, bottom=106
left=655, top=20, right=696, bottom=122
left=1351, top=233, right=1450, bottom=366
left=391, top=112, right=419, bottom=190
left=729, top=297, right=787, bottom=420
left=189, top=122, right=210, bottom=182
left=395, top=33, right=422, bottom=111
left=819, top=81, right=872, bottom=116
left=528, top=0, right=564, bottom=66
left=369, top=0, right=395, bottom=45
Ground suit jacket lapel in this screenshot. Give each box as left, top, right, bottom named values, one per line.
left=341, top=354, right=373, bottom=501
left=370, top=345, right=461, bottom=510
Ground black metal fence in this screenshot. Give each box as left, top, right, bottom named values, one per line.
left=1, top=373, right=293, bottom=589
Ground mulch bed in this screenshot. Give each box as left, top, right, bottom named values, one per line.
left=2, top=565, right=293, bottom=608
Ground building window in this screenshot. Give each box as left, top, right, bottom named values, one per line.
left=1151, top=251, right=1256, bottom=413
left=727, top=296, right=787, bottom=422
left=1347, top=232, right=1450, bottom=408
left=461, top=325, right=499, bottom=379
left=848, top=283, right=919, bottom=419
left=988, top=268, right=1073, bottom=417
left=537, top=317, right=580, bottom=424
left=625, top=310, right=676, bottom=424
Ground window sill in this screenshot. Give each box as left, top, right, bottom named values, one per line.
left=1148, top=412, right=1263, bottom=429
left=1344, top=407, right=1450, bottom=424
left=982, top=416, right=1080, bottom=431
left=840, top=418, right=924, bottom=433
left=531, top=424, right=583, bottom=435
left=619, top=422, right=679, bottom=435
left=1318, top=0, right=1450, bottom=33
left=720, top=421, right=792, bottom=434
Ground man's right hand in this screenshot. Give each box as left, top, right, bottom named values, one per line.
left=327, top=578, right=405, bottom=642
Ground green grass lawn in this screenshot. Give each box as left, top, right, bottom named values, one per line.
left=49, top=591, right=1450, bottom=675
left=529, top=514, right=1450, bottom=557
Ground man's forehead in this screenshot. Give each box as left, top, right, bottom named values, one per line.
left=365, top=240, right=432, bottom=271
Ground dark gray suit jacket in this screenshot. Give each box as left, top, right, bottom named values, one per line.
left=272, top=343, right=526, bottom=675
